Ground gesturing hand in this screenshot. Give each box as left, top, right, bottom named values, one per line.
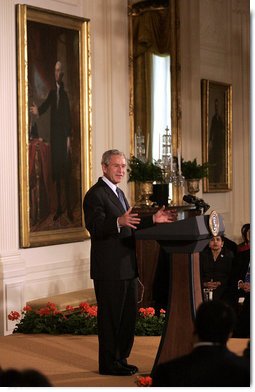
left=118, top=207, right=141, bottom=229
left=153, top=206, right=177, bottom=224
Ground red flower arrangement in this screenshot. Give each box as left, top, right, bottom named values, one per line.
left=136, top=375, right=153, bottom=387
left=8, top=302, right=98, bottom=335
left=8, top=310, right=21, bottom=321
left=8, top=304, right=165, bottom=336
left=135, top=307, right=166, bottom=336
left=139, top=307, right=155, bottom=317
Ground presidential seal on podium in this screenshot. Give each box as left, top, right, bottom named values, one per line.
left=209, top=210, right=223, bottom=236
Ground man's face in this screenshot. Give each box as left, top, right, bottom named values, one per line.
left=55, top=62, right=63, bottom=83
left=209, top=236, right=223, bottom=251
left=102, top=154, right=126, bottom=184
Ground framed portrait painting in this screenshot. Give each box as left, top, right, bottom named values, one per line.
left=16, top=5, right=92, bottom=247
left=201, top=79, right=232, bottom=193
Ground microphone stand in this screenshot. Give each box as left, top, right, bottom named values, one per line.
left=183, top=194, right=210, bottom=214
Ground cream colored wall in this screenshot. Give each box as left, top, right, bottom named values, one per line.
left=180, top=0, right=250, bottom=242
left=0, top=0, right=250, bottom=335
left=0, top=0, right=129, bottom=335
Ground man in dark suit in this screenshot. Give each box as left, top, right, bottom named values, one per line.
left=30, top=61, right=72, bottom=221
left=208, top=98, right=226, bottom=183
left=152, top=300, right=250, bottom=387
left=83, top=149, right=176, bottom=376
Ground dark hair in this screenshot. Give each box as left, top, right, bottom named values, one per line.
left=209, top=234, right=225, bottom=241
left=194, top=300, right=236, bottom=345
left=241, top=223, right=250, bottom=244
left=101, top=149, right=126, bottom=166
left=0, top=368, right=52, bottom=387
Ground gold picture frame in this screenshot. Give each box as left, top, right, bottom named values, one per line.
left=201, top=79, right=232, bottom=192
left=16, top=5, right=92, bottom=247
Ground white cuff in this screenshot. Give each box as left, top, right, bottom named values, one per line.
left=117, top=218, right=121, bottom=233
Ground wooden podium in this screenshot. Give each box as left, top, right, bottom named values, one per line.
left=134, top=205, right=199, bottom=308
left=135, top=214, right=224, bottom=374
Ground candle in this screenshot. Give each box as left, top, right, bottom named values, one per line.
left=146, top=133, right=149, bottom=160
left=177, top=149, right=181, bottom=174
left=159, top=134, right=161, bottom=160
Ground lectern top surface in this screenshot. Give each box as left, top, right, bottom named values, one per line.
left=135, top=215, right=224, bottom=241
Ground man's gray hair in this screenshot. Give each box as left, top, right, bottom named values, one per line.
left=101, top=149, right=126, bottom=166
left=55, top=60, right=63, bottom=70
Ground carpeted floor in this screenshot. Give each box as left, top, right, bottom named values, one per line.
left=0, top=334, right=248, bottom=387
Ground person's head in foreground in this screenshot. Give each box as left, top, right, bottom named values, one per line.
left=194, top=299, right=236, bottom=345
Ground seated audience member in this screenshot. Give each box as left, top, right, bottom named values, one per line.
left=152, top=300, right=250, bottom=387
left=237, top=223, right=250, bottom=252
left=233, top=273, right=250, bottom=338
left=200, top=235, right=234, bottom=301
left=229, top=224, right=250, bottom=338
left=0, top=368, right=52, bottom=387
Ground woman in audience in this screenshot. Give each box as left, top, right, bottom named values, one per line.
left=229, top=223, right=250, bottom=337
left=200, top=235, right=234, bottom=301
left=237, top=223, right=250, bottom=252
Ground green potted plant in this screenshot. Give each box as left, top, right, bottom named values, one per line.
left=181, top=158, right=209, bottom=195
left=127, top=156, right=164, bottom=183
left=127, top=156, right=165, bottom=206
left=181, top=158, right=209, bottom=179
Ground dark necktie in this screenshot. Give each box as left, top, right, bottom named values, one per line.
left=57, top=85, right=60, bottom=107
left=116, top=187, right=127, bottom=211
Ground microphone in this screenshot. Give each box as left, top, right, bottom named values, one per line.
left=183, top=194, right=197, bottom=204
left=183, top=194, right=210, bottom=213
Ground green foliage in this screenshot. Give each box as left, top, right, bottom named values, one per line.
left=8, top=303, right=96, bottom=335
left=9, top=304, right=166, bottom=336
left=128, top=156, right=164, bottom=183
left=135, top=314, right=165, bottom=336
left=181, top=158, right=209, bottom=179
left=134, top=307, right=166, bottom=336
left=12, top=307, right=98, bottom=335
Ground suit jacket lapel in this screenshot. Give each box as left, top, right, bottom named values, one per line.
left=98, top=178, right=127, bottom=213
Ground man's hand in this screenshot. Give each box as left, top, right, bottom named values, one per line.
left=153, top=206, right=177, bottom=224
left=118, top=207, right=141, bottom=229
left=30, top=102, right=39, bottom=117
left=204, top=281, right=221, bottom=290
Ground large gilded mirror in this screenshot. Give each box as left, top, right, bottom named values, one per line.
left=128, top=0, right=181, bottom=204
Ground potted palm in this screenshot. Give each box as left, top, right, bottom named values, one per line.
left=181, top=158, right=209, bottom=195
left=127, top=156, right=165, bottom=206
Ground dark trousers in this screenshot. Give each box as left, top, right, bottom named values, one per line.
left=94, top=278, right=138, bottom=371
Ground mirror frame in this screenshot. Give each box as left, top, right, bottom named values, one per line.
left=128, top=0, right=181, bottom=205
